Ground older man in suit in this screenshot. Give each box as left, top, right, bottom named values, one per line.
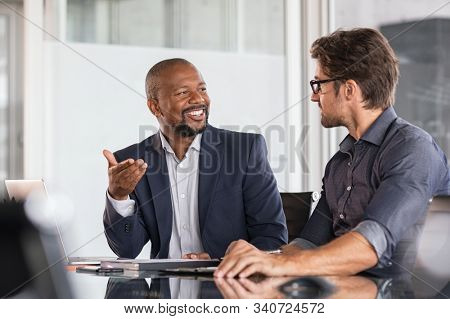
left=103, top=58, right=287, bottom=259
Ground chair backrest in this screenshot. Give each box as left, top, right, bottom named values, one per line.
left=415, top=195, right=450, bottom=277
left=369, top=195, right=450, bottom=277
left=281, top=192, right=319, bottom=243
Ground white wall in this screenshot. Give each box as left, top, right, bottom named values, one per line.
left=43, top=42, right=285, bottom=256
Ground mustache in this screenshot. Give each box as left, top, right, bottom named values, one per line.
left=182, top=105, right=208, bottom=115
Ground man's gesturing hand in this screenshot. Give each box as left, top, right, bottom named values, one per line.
left=103, top=149, right=148, bottom=200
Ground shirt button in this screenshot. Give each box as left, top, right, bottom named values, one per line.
left=339, top=214, right=344, bottom=219
left=346, top=186, right=352, bottom=191
left=347, top=162, right=351, bottom=166
left=183, top=224, right=188, bottom=230
left=180, top=193, right=186, bottom=199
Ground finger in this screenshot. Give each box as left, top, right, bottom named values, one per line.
left=215, top=278, right=238, bottom=299
left=239, top=263, right=260, bottom=278
left=131, top=161, right=148, bottom=180
left=227, top=278, right=252, bottom=298
left=103, top=149, right=118, bottom=168
left=238, top=278, right=260, bottom=292
left=121, top=168, right=147, bottom=190
left=216, top=245, right=259, bottom=278
left=215, top=256, right=238, bottom=278
left=225, top=255, right=261, bottom=278
left=182, top=254, right=192, bottom=259
left=134, top=165, right=148, bottom=183
left=225, top=259, right=251, bottom=278
left=114, top=161, right=147, bottom=181
left=124, top=159, right=147, bottom=175
left=184, top=252, right=210, bottom=260
left=197, top=253, right=211, bottom=260
left=214, top=278, right=228, bottom=297
left=221, top=255, right=251, bottom=278
left=133, top=164, right=148, bottom=180
left=109, top=158, right=136, bottom=174
left=239, top=277, right=284, bottom=299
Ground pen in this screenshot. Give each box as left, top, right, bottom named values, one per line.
left=218, top=248, right=282, bottom=261
left=264, top=249, right=283, bottom=254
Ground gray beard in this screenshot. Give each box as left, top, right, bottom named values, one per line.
left=173, top=112, right=209, bottom=137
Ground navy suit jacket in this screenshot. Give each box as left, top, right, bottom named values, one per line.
left=103, top=125, right=287, bottom=258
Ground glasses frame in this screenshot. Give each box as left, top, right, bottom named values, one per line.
left=310, top=78, right=345, bottom=94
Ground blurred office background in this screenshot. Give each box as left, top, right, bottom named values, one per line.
left=1, top=0, right=450, bottom=263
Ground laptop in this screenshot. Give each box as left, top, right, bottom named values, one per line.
left=5, top=179, right=48, bottom=201
left=5, top=179, right=117, bottom=266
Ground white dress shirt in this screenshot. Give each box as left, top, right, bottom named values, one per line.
left=107, top=131, right=204, bottom=258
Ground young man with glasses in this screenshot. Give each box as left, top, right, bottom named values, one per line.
left=215, top=28, right=450, bottom=278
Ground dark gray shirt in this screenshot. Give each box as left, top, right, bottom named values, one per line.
left=298, top=107, right=450, bottom=269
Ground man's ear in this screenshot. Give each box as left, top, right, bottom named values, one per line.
left=147, top=99, right=161, bottom=117
left=343, top=79, right=358, bottom=101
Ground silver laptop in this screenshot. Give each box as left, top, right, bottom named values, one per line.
left=5, top=179, right=116, bottom=265
left=5, top=179, right=48, bottom=201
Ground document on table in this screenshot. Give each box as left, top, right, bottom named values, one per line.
left=100, top=258, right=220, bottom=271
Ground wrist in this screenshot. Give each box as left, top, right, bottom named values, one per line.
left=108, top=189, right=128, bottom=201
left=278, top=249, right=306, bottom=277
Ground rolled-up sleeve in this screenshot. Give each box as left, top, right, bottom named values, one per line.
left=289, top=237, right=318, bottom=249
left=353, top=220, right=388, bottom=260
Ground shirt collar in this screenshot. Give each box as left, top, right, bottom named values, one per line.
left=190, top=132, right=203, bottom=152
left=339, top=134, right=357, bottom=153
left=360, top=107, right=398, bottom=146
left=158, top=131, right=203, bottom=155
left=339, top=107, right=398, bottom=152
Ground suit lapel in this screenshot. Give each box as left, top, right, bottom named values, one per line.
left=144, top=134, right=173, bottom=258
left=198, top=126, right=224, bottom=233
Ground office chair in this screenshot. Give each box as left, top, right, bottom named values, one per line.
left=280, top=192, right=319, bottom=243
left=367, top=196, right=450, bottom=281
left=417, top=196, right=450, bottom=295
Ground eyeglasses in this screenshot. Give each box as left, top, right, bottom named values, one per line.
left=310, top=78, right=344, bottom=94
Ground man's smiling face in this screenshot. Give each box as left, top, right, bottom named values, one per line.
left=152, top=63, right=210, bottom=137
